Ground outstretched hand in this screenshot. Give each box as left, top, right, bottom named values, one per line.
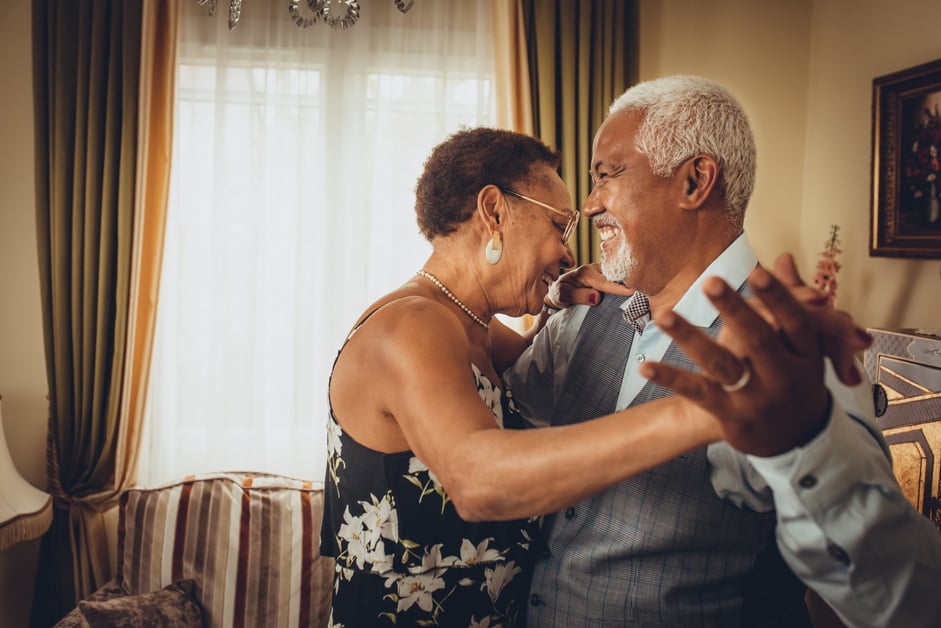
left=765, top=253, right=870, bottom=386
left=638, top=256, right=872, bottom=457
left=548, top=263, right=634, bottom=308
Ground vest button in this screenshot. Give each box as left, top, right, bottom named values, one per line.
left=564, top=506, right=576, bottom=519
left=798, top=474, right=817, bottom=489
left=529, top=593, right=542, bottom=607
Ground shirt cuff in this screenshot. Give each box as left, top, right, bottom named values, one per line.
left=747, top=400, right=894, bottom=517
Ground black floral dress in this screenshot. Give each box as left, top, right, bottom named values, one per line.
left=321, top=363, right=538, bottom=628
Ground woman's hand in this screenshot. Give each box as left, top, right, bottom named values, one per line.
left=547, top=263, right=634, bottom=308
left=762, top=253, right=871, bottom=386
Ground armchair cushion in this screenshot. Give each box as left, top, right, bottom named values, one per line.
left=116, top=472, right=333, bottom=627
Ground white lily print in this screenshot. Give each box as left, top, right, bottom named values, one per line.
left=326, top=416, right=343, bottom=458
left=326, top=417, right=346, bottom=496
left=360, top=493, right=398, bottom=546
left=407, top=456, right=440, bottom=484
left=472, top=364, right=504, bottom=426
left=482, top=561, right=522, bottom=604
left=456, top=538, right=504, bottom=567
left=408, top=543, right=458, bottom=578
left=404, top=456, right=451, bottom=513
left=396, top=571, right=447, bottom=613
left=337, top=506, right=369, bottom=570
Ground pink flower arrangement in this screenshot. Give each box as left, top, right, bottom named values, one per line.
left=812, top=224, right=842, bottom=305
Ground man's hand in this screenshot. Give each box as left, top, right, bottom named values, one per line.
left=638, top=261, right=871, bottom=457
left=548, top=263, right=634, bottom=308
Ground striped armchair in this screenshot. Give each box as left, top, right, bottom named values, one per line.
left=58, top=472, right=334, bottom=628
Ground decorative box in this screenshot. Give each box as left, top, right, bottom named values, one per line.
left=864, top=328, right=941, bottom=530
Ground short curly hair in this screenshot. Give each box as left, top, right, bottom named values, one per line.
left=415, top=127, right=561, bottom=240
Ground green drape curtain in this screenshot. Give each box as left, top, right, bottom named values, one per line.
left=30, top=0, right=142, bottom=624
left=521, top=0, right=638, bottom=265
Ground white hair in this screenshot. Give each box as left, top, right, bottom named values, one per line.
left=609, top=75, right=756, bottom=223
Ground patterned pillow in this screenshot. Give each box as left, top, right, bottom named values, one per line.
left=53, top=581, right=126, bottom=628
left=77, top=579, right=203, bottom=627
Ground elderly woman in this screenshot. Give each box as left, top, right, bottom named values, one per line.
left=320, top=128, right=726, bottom=626
left=319, top=128, right=864, bottom=627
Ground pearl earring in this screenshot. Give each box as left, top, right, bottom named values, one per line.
left=485, top=232, right=502, bottom=265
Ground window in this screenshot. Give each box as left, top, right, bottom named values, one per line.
left=140, top=1, right=495, bottom=484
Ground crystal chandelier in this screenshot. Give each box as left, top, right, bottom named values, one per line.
left=195, top=0, right=415, bottom=32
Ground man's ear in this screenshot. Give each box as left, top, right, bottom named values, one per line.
left=476, top=185, right=505, bottom=231
left=679, top=155, right=719, bottom=210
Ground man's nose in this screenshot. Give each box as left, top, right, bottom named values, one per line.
left=581, top=187, right=602, bottom=218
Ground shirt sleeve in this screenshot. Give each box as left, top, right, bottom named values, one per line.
left=713, top=361, right=941, bottom=627
left=503, top=305, right=588, bottom=428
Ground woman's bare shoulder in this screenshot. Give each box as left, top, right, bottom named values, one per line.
left=347, top=289, right=472, bottom=359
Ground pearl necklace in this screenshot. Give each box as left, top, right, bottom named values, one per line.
left=416, top=270, right=489, bottom=330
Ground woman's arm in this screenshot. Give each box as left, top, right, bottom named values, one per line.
left=489, top=263, right=633, bottom=372
left=374, top=302, right=719, bottom=522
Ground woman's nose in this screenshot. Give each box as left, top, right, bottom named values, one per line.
left=561, top=242, right=576, bottom=269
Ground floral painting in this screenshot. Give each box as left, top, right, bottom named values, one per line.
left=871, top=58, right=941, bottom=258
left=901, top=91, right=941, bottom=231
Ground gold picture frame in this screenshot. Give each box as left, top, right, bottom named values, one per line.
left=870, top=58, right=941, bottom=258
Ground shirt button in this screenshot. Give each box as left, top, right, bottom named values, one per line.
left=529, top=593, right=542, bottom=607
left=564, top=506, right=576, bottom=519
left=827, top=542, right=851, bottom=565
left=798, top=475, right=818, bottom=489
left=636, top=354, right=646, bottom=363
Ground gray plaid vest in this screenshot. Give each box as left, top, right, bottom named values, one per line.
left=525, top=293, right=809, bottom=627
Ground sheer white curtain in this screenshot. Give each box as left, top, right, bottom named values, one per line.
left=140, top=0, right=495, bottom=485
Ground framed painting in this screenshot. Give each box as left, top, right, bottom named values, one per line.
left=870, top=58, right=941, bottom=258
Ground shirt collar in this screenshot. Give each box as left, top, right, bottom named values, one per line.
left=618, top=232, right=757, bottom=330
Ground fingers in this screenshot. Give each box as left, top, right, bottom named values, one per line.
left=555, top=283, right=600, bottom=307
left=594, top=279, right=635, bottom=297
left=813, top=307, right=871, bottom=352
left=816, top=309, right=870, bottom=385
left=824, top=339, right=862, bottom=386
left=770, top=252, right=804, bottom=288
left=700, top=275, right=786, bottom=358
left=655, top=309, right=750, bottom=387
left=575, top=264, right=634, bottom=297
left=767, top=254, right=872, bottom=385
left=552, top=264, right=634, bottom=308
left=639, top=361, right=717, bottom=405
left=742, top=267, right=819, bottom=357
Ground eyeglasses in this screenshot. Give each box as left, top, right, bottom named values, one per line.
left=501, top=188, right=579, bottom=243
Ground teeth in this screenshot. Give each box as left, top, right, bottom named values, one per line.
left=598, top=225, right=618, bottom=242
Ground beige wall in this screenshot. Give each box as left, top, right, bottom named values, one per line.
left=1, top=1, right=938, bottom=626
left=639, top=0, right=941, bottom=329
left=801, top=0, right=941, bottom=328
left=639, top=0, right=814, bottom=270
left=0, top=0, right=48, bottom=626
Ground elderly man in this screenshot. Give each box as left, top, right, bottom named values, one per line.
left=506, top=75, right=941, bottom=627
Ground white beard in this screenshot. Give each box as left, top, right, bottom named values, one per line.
left=601, top=236, right=637, bottom=284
